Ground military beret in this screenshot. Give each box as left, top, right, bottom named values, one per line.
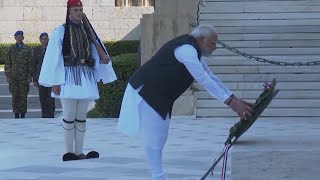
left=14, top=30, right=23, bottom=36
left=39, top=32, right=48, bottom=39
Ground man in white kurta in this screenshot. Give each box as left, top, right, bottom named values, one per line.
left=117, top=25, right=252, bottom=179
left=39, top=0, right=117, bottom=161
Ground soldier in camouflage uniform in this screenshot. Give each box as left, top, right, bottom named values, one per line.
left=32, top=32, right=55, bottom=118
left=4, top=31, right=32, bottom=119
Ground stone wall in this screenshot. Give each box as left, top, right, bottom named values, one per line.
left=139, top=0, right=199, bottom=116
left=140, top=0, right=198, bottom=65
left=0, top=0, right=154, bottom=43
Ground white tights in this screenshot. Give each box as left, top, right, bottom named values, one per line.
left=61, top=99, right=91, bottom=155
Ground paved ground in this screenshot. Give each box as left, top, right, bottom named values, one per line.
left=1, top=67, right=319, bottom=179
left=0, top=69, right=62, bottom=119
left=1, top=116, right=319, bottom=180
left=0, top=117, right=237, bottom=180
left=232, top=117, right=320, bottom=180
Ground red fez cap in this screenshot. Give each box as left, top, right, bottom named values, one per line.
left=67, top=0, right=83, bottom=8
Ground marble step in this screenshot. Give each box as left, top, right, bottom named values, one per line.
left=205, top=55, right=320, bottom=66
left=200, top=12, right=320, bottom=20
left=193, top=82, right=320, bottom=90
left=206, top=65, right=320, bottom=74
left=197, top=99, right=320, bottom=108
left=197, top=90, right=320, bottom=99
left=200, top=1, right=320, bottom=13
left=209, top=47, right=320, bottom=56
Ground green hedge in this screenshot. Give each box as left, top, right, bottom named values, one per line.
left=0, top=44, right=9, bottom=65
left=87, top=53, right=138, bottom=118
left=104, top=40, right=139, bottom=57
left=0, top=40, right=139, bottom=64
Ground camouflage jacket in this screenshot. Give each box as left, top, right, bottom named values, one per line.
left=4, top=44, right=32, bottom=81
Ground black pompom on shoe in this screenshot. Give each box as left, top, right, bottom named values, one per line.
left=86, top=151, right=99, bottom=159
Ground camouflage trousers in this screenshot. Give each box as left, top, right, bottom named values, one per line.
left=9, top=78, right=29, bottom=113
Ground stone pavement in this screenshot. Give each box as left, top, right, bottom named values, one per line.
left=0, top=116, right=319, bottom=180
left=231, top=117, right=320, bottom=180
left=0, top=116, right=235, bottom=180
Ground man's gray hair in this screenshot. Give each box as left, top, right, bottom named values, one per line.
left=191, top=24, right=217, bottom=38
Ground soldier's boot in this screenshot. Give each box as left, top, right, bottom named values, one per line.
left=15, top=113, right=19, bottom=119
left=20, top=113, right=25, bottom=118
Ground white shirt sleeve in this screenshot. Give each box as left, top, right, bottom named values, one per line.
left=200, top=56, right=232, bottom=95
left=174, top=44, right=232, bottom=102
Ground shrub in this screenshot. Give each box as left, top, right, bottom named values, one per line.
left=0, top=40, right=139, bottom=64
left=87, top=53, right=138, bottom=118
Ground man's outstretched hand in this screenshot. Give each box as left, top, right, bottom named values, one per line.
left=228, top=96, right=253, bottom=120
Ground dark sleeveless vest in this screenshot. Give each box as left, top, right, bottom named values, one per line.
left=129, top=34, right=202, bottom=120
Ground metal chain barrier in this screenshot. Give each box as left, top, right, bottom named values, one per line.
left=195, top=0, right=320, bottom=66
left=217, top=40, right=320, bottom=66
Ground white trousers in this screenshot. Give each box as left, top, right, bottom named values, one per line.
left=139, top=99, right=170, bottom=180
left=118, top=84, right=171, bottom=180
left=61, top=98, right=91, bottom=155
